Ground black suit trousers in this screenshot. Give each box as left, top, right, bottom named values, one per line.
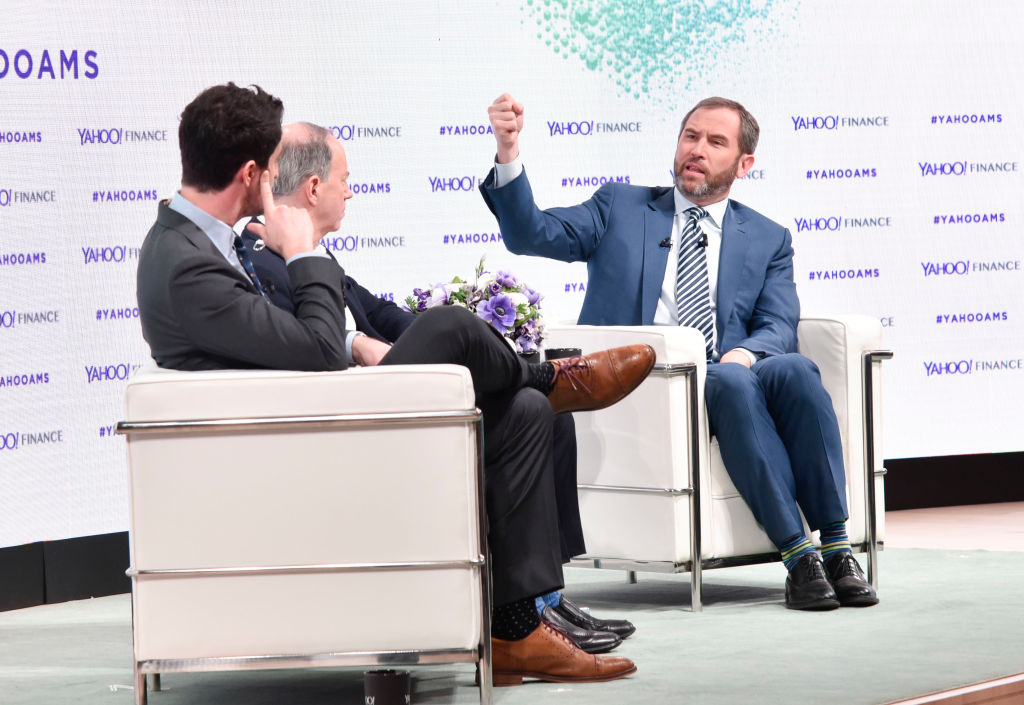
left=380, top=306, right=564, bottom=605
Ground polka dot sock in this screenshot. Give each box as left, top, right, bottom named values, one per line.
left=492, top=597, right=542, bottom=641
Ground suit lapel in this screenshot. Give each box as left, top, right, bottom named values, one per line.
left=716, top=201, right=748, bottom=341
left=159, top=203, right=255, bottom=291
left=641, top=189, right=675, bottom=324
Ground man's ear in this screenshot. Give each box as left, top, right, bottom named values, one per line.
left=304, top=175, right=321, bottom=206
left=239, top=160, right=260, bottom=187
left=735, top=154, right=755, bottom=178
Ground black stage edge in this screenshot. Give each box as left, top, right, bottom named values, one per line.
left=886, top=451, right=1024, bottom=510
left=0, top=531, right=129, bottom=612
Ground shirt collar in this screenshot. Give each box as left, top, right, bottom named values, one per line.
left=167, top=192, right=239, bottom=259
left=673, top=188, right=729, bottom=229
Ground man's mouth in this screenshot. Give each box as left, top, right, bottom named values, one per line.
left=684, top=162, right=705, bottom=175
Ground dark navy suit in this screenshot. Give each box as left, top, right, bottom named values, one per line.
left=240, top=227, right=586, bottom=563
left=481, top=169, right=848, bottom=546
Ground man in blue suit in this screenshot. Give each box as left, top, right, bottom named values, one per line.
left=480, top=94, right=877, bottom=610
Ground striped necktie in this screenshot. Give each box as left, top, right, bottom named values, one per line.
left=232, top=235, right=267, bottom=299
left=674, top=206, right=714, bottom=359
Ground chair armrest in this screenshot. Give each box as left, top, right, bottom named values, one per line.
left=123, top=361, right=476, bottom=421
left=543, top=325, right=707, bottom=365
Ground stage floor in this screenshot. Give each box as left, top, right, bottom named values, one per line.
left=2, top=502, right=1022, bottom=705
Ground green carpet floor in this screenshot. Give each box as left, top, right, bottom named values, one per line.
left=1, top=548, right=1022, bottom=705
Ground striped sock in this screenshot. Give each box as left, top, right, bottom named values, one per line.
left=780, top=534, right=817, bottom=571
left=819, top=521, right=852, bottom=561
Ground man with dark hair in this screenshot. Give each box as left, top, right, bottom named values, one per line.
left=137, top=95, right=652, bottom=685
left=480, top=93, right=879, bottom=612
left=242, top=122, right=637, bottom=656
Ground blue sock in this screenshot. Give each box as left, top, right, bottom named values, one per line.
left=819, top=521, right=852, bottom=561
left=779, top=534, right=817, bottom=571
left=534, top=590, right=562, bottom=615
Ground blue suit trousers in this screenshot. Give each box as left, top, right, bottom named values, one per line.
left=704, top=353, right=848, bottom=546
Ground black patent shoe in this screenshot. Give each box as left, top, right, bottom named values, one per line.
left=551, top=596, right=636, bottom=639
left=541, top=606, right=622, bottom=654
left=824, top=551, right=879, bottom=607
left=785, top=553, right=840, bottom=611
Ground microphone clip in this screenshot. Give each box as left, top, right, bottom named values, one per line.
left=659, top=236, right=672, bottom=248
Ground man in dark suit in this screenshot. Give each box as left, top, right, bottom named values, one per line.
left=241, top=122, right=636, bottom=654
left=480, top=94, right=878, bottom=611
left=137, top=87, right=650, bottom=684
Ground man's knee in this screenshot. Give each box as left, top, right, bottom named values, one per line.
left=755, top=353, right=821, bottom=386
left=416, top=304, right=476, bottom=334
left=707, top=361, right=759, bottom=397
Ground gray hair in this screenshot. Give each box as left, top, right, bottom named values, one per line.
left=272, top=122, right=333, bottom=197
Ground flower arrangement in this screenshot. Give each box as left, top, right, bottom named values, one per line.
left=403, top=256, right=545, bottom=353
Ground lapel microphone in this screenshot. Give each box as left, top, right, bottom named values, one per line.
left=659, top=236, right=672, bottom=248
left=698, top=233, right=708, bottom=248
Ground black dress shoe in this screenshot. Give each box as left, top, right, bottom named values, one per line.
left=541, top=607, right=621, bottom=654
left=824, top=552, right=879, bottom=607
left=785, top=553, right=840, bottom=611
left=551, top=596, right=636, bottom=639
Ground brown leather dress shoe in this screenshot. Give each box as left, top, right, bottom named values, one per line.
left=491, top=621, right=637, bottom=686
left=546, top=344, right=656, bottom=414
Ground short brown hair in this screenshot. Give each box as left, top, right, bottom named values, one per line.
left=680, top=97, right=759, bottom=155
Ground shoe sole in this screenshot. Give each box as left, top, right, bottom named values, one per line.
left=839, top=594, right=880, bottom=607
left=494, top=665, right=638, bottom=686
left=785, top=597, right=840, bottom=611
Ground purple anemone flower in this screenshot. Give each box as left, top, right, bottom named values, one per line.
left=516, top=332, right=538, bottom=353
left=496, top=270, right=518, bottom=288
left=523, top=286, right=542, bottom=306
left=476, top=293, right=516, bottom=333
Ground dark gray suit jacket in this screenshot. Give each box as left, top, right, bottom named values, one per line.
left=136, top=202, right=349, bottom=371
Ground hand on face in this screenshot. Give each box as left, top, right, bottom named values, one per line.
left=488, top=93, right=524, bottom=164
left=246, top=171, right=316, bottom=261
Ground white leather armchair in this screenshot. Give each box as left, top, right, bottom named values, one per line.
left=542, top=315, right=891, bottom=611
left=117, top=362, right=492, bottom=705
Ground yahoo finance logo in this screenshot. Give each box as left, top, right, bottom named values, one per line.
left=0, top=188, right=56, bottom=206
left=791, top=115, right=888, bottom=131
left=0, top=429, right=63, bottom=451
left=919, top=161, right=1018, bottom=176
left=77, top=128, right=168, bottom=146
left=321, top=234, right=406, bottom=253
left=921, top=260, right=1020, bottom=277
left=429, top=176, right=477, bottom=193
left=546, top=120, right=642, bottom=136
left=923, top=358, right=1024, bottom=377
left=0, top=310, right=60, bottom=328
left=327, top=124, right=402, bottom=141
left=82, top=245, right=140, bottom=264
left=84, top=363, right=140, bottom=383
left=794, top=216, right=892, bottom=233
left=0, top=49, right=98, bottom=80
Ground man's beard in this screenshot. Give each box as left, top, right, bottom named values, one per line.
left=674, top=155, right=740, bottom=201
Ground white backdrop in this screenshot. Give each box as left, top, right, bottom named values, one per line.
left=2, top=0, right=1023, bottom=547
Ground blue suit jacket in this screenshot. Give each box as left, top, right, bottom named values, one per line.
left=480, top=169, right=799, bottom=358
left=240, top=227, right=413, bottom=344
